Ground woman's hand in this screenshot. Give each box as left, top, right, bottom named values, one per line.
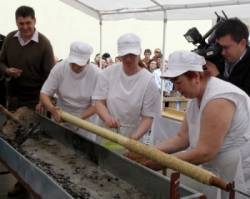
left=35, top=102, right=45, bottom=114
left=124, top=151, right=147, bottom=163
left=143, top=159, right=163, bottom=171
left=50, top=106, right=62, bottom=122
left=124, top=151, right=163, bottom=171
left=104, top=115, right=120, bottom=128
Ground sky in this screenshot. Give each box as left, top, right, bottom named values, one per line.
left=0, top=0, right=212, bottom=60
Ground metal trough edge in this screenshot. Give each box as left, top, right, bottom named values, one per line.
left=0, top=138, right=73, bottom=199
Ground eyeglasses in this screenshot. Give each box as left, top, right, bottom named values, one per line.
left=220, top=44, right=235, bottom=50
left=218, top=39, right=242, bottom=51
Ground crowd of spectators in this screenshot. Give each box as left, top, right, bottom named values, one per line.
left=91, top=47, right=163, bottom=70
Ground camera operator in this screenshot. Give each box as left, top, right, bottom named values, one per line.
left=207, top=18, right=250, bottom=95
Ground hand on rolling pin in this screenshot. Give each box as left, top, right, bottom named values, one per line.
left=50, top=106, right=62, bottom=122
left=124, top=151, right=147, bottom=163
left=143, top=159, right=163, bottom=171
left=128, top=133, right=139, bottom=140
left=124, top=151, right=162, bottom=171
left=5, top=67, right=23, bottom=78
left=104, top=115, right=120, bottom=129
left=35, top=101, right=46, bottom=114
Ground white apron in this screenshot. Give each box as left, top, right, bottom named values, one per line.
left=186, top=77, right=250, bottom=198
left=55, top=63, right=98, bottom=141
left=98, top=65, right=153, bottom=143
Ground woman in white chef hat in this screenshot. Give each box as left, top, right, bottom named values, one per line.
left=40, top=41, right=100, bottom=141
left=139, top=50, right=250, bottom=198
left=93, top=33, right=160, bottom=143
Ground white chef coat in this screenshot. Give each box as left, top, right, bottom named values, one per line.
left=41, top=59, right=100, bottom=141
left=186, top=77, right=250, bottom=198
left=93, top=63, right=161, bottom=140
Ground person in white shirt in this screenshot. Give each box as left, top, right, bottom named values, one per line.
left=135, top=50, right=250, bottom=198
left=40, top=41, right=100, bottom=141
left=152, top=66, right=173, bottom=94
left=93, top=33, right=160, bottom=142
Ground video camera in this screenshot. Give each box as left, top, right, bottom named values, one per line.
left=184, top=11, right=228, bottom=63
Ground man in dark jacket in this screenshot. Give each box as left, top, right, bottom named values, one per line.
left=207, top=18, right=250, bottom=95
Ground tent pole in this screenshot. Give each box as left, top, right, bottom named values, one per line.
left=99, top=17, right=103, bottom=68
left=162, top=10, right=167, bottom=66
left=160, top=10, right=167, bottom=111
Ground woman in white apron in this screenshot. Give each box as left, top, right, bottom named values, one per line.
left=93, top=33, right=160, bottom=143
left=142, top=50, right=250, bottom=198
left=40, top=41, right=100, bottom=141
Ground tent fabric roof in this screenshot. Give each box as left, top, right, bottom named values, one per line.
left=60, top=0, right=250, bottom=20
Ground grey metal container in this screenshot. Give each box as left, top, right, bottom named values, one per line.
left=0, top=113, right=204, bottom=199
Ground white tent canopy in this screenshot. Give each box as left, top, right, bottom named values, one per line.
left=60, top=0, right=250, bottom=57
left=60, top=0, right=250, bottom=65
left=60, top=0, right=250, bottom=20
left=60, top=0, right=250, bottom=67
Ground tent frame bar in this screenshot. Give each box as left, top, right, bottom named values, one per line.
left=61, top=0, right=250, bottom=19
left=100, top=0, right=250, bottom=16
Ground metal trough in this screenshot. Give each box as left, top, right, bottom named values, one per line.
left=0, top=113, right=204, bottom=199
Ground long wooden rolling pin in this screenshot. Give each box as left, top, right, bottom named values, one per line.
left=60, top=110, right=231, bottom=191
